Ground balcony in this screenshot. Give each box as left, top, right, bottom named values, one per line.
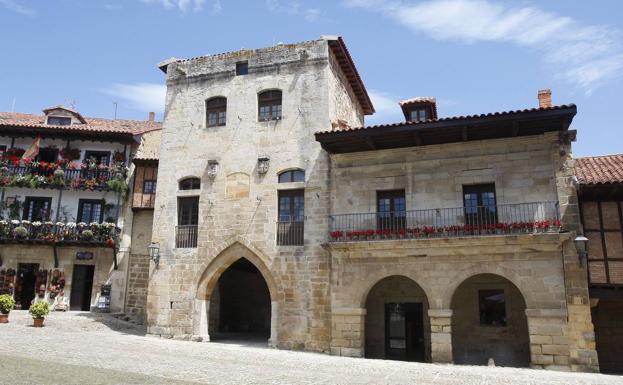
left=176, top=225, right=198, bottom=248
left=277, top=218, right=304, bottom=246
left=329, top=202, right=561, bottom=242
left=0, top=220, right=120, bottom=246
left=0, top=163, right=127, bottom=192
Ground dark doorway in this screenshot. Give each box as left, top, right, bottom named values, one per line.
left=70, top=265, right=95, bottom=311
left=385, top=303, right=425, bottom=361
left=16, top=263, right=39, bottom=309
left=209, top=258, right=271, bottom=344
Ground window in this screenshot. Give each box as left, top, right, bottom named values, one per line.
left=377, top=190, right=406, bottom=230
left=84, top=151, right=110, bottom=166
left=77, top=199, right=104, bottom=224
left=37, top=147, right=58, bottom=163
left=206, top=97, right=227, bottom=127
left=463, top=184, right=497, bottom=226
left=179, top=177, right=200, bottom=190
left=236, top=61, right=248, bottom=75
left=408, top=108, right=429, bottom=122
left=479, top=289, right=507, bottom=326
left=47, top=116, right=72, bottom=126
left=277, top=189, right=304, bottom=246
left=23, top=197, right=52, bottom=221
left=143, top=180, right=157, bottom=194
left=258, top=90, right=282, bottom=121
left=278, top=169, right=305, bottom=183
left=177, top=197, right=199, bottom=248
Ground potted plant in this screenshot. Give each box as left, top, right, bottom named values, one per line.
left=29, top=301, right=49, bottom=327
left=13, top=225, right=28, bottom=240
left=81, top=229, right=94, bottom=241
left=0, top=294, right=15, bottom=323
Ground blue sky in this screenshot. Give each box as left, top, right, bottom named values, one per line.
left=0, top=0, right=621, bottom=156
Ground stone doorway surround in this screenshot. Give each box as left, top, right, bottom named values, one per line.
left=192, top=242, right=280, bottom=346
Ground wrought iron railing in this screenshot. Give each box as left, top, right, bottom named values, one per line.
left=176, top=225, right=198, bottom=248
left=0, top=220, right=119, bottom=245
left=329, top=202, right=561, bottom=242
left=277, top=217, right=304, bottom=246
left=4, top=165, right=115, bottom=181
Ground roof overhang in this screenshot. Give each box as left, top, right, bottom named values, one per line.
left=315, top=105, right=577, bottom=154
left=325, top=36, right=375, bottom=115
left=0, top=125, right=136, bottom=144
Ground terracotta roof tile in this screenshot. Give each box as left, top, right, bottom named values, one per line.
left=575, top=154, right=623, bottom=185
left=0, top=112, right=161, bottom=136
left=317, top=104, right=576, bottom=134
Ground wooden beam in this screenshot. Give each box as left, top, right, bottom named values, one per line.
left=365, top=136, right=377, bottom=150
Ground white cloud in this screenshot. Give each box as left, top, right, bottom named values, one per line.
left=101, top=83, right=166, bottom=113
left=345, top=0, right=623, bottom=93
left=0, top=0, right=35, bottom=16
left=366, top=90, right=403, bottom=125
left=266, top=0, right=321, bottom=22
left=140, top=0, right=205, bottom=12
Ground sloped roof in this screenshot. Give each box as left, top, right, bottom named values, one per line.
left=0, top=112, right=161, bottom=137
left=575, top=154, right=623, bottom=185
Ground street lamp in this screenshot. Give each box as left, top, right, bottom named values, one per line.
left=148, top=242, right=160, bottom=267
left=574, top=235, right=589, bottom=267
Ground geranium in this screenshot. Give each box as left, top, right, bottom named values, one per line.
left=32, top=221, right=42, bottom=227
left=55, top=222, right=65, bottom=227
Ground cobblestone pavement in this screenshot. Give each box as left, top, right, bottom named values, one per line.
left=0, top=311, right=621, bottom=385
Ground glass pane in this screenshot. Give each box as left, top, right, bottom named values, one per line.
left=293, top=195, right=304, bottom=221
left=292, top=170, right=304, bottom=182
left=278, top=196, right=290, bottom=221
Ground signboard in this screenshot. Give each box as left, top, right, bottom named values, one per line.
left=76, top=251, right=94, bottom=261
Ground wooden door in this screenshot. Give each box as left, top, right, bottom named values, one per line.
left=70, top=265, right=95, bottom=311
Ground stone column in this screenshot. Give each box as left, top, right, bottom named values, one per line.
left=526, top=308, right=570, bottom=370
left=269, top=300, right=279, bottom=348
left=191, top=298, right=210, bottom=342
left=330, top=308, right=366, bottom=357
left=429, top=309, right=453, bottom=363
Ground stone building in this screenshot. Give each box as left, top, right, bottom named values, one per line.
left=575, top=155, right=623, bottom=374
left=0, top=107, right=160, bottom=313
left=147, top=36, right=599, bottom=372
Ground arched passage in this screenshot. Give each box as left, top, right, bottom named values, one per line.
left=364, top=275, right=430, bottom=362
left=451, top=273, right=530, bottom=367
left=209, top=258, right=271, bottom=342
left=193, top=242, right=279, bottom=346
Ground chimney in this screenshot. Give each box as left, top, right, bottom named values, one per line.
left=538, top=89, right=552, bottom=109
left=148, top=112, right=155, bottom=122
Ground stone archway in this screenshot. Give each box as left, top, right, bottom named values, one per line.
left=451, top=273, right=530, bottom=367
left=193, top=242, right=279, bottom=346
left=364, top=275, right=430, bottom=362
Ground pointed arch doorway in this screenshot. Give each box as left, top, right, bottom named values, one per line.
left=194, top=243, right=279, bottom=347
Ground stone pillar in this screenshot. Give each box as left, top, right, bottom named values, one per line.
left=269, top=300, right=279, bottom=348
left=192, top=298, right=210, bottom=342
left=526, top=308, right=570, bottom=370
left=330, top=308, right=365, bottom=357
left=429, top=309, right=453, bottom=363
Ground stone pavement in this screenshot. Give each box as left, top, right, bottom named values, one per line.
left=0, top=311, right=621, bottom=385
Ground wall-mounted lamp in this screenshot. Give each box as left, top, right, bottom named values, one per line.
left=257, top=156, right=270, bottom=175
left=147, top=242, right=160, bottom=267
left=207, top=160, right=219, bottom=180
left=574, top=235, right=589, bottom=267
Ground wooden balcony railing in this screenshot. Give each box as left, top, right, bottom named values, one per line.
left=329, top=202, right=561, bottom=242
left=0, top=165, right=127, bottom=192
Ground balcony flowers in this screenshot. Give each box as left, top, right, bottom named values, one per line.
left=80, top=230, right=94, bottom=241
left=13, top=226, right=28, bottom=239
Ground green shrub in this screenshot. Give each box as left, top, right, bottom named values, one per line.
left=29, top=301, right=49, bottom=319
left=0, top=294, right=15, bottom=314
left=81, top=229, right=94, bottom=240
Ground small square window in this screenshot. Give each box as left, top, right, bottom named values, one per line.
left=236, top=61, right=248, bottom=76
left=143, top=180, right=157, bottom=194
left=479, top=289, right=507, bottom=326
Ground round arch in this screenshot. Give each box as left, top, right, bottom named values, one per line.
left=193, top=241, right=280, bottom=345
left=364, top=275, right=431, bottom=362
left=450, top=273, right=530, bottom=367
left=441, top=265, right=535, bottom=310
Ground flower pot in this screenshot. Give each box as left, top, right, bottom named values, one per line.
left=33, top=318, right=44, bottom=327
left=0, top=313, right=8, bottom=323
